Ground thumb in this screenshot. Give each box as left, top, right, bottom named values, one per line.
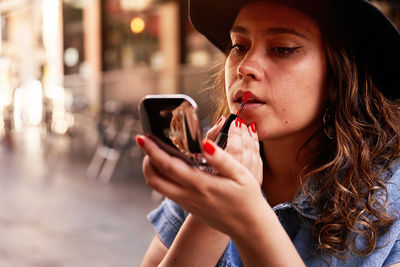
left=202, top=139, right=249, bottom=181
left=206, top=116, right=226, bottom=141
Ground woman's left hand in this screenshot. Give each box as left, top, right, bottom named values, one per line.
left=137, top=135, right=268, bottom=237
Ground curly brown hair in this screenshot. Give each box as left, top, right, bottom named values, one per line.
left=208, top=37, right=400, bottom=257
left=303, top=37, right=400, bottom=257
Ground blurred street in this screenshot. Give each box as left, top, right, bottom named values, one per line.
left=0, top=127, right=159, bottom=267
left=0, top=0, right=398, bottom=266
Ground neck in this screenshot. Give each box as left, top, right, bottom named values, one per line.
left=261, top=131, right=322, bottom=206
left=262, top=138, right=305, bottom=184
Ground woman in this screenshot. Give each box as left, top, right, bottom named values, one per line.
left=137, top=0, right=400, bottom=266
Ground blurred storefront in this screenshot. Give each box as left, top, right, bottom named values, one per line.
left=60, top=0, right=221, bottom=120
left=0, top=1, right=398, bottom=264
left=0, top=0, right=398, bottom=149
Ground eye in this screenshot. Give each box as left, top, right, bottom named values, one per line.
left=270, top=46, right=302, bottom=57
left=230, top=44, right=247, bottom=54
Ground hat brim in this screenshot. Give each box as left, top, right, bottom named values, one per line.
left=189, top=0, right=400, bottom=99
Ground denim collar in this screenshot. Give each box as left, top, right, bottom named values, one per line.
left=263, top=188, right=320, bottom=221
left=291, top=192, right=320, bottom=220
left=269, top=159, right=400, bottom=222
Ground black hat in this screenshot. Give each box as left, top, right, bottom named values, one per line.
left=189, top=0, right=400, bottom=100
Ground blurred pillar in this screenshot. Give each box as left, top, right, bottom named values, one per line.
left=42, top=0, right=64, bottom=95
left=83, top=0, right=101, bottom=112
left=158, top=1, right=179, bottom=94
left=6, top=0, right=42, bottom=85
left=0, top=14, right=2, bottom=54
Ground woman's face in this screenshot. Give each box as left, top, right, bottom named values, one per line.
left=225, top=1, right=328, bottom=142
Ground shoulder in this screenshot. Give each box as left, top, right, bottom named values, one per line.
left=375, top=160, right=400, bottom=266
left=349, top=160, right=400, bottom=267
left=384, top=160, right=400, bottom=208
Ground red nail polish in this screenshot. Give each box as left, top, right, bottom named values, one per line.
left=250, top=122, right=257, bottom=133
left=203, top=140, right=216, bottom=155
left=217, top=117, right=223, bottom=125
left=239, top=118, right=244, bottom=128
left=136, top=136, right=144, bottom=148
left=235, top=117, right=241, bottom=128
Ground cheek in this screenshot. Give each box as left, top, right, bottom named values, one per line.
left=224, top=59, right=235, bottom=89
left=304, top=61, right=328, bottom=113
left=224, top=59, right=237, bottom=110
left=273, top=59, right=328, bottom=123
left=284, top=82, right=326, bottom=117
left=287, top=55, right=327, bottom=104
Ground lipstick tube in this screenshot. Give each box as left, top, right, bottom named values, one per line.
left=215, top=113, right=238, bottom=149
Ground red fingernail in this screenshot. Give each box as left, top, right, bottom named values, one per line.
left=237, top=118, right=243, bottom=128
left=250, top=122, right=257, bottom=133
left=136, top=136, right=144, bottom=148
left=240, top=118, right=244, bottom=127
left=217, top=116, right=223, bottom=125
left=202, top=140, right=215, bottom=155
left=235, top=117, right=241, bottom=128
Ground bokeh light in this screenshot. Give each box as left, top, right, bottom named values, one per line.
left=130, top=17, right=145, bottom=34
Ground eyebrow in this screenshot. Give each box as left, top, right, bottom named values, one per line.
left=230, top=26, right=308, bottom=40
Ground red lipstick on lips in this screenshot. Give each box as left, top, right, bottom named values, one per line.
left=236, top=91, right=250, bottom=116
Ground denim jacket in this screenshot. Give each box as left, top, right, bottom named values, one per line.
left=148, top=161, right=400, bottom=266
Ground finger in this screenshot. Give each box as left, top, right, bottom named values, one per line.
left=137, top=135, right=201, bottom=187
left=230, top=120, right=258, bottom=157
left=242, top=122, right=262, bottom=182
left=143, top=155, right=179, bottom=191
left=223, top=119, right=263, bottom=183
left=248, top=122, right=259, bottom=149
left=239, top=119, right=257, bottom=156
left=202, top=139, right=251, bottom=183
left=247, top=121, right=261, bottom=157
left=243, top=122, right=259, bottom=157
left=226, top=118, right=257, bottom=162
left=225, top=118, right=244, bottom=162
left=142, top=155, right=189, bottom=200
left=206, top=115, right=226, bottom=141
left=242, top=142, right=262, bottom=176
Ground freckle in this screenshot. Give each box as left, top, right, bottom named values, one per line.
left=285, top=121, right=288, bottom=124
left=282, top=108, right=286, bottom=112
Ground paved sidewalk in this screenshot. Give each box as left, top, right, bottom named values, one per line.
left=0, top=129, right=160, bottom=267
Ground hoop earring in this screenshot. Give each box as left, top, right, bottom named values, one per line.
left=323, top=107, right=335, bottom=140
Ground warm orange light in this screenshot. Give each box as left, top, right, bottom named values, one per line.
left=130, top=17, right=145, bottom=33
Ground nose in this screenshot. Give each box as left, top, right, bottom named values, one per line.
left=237, top=49, right=263, bottom=81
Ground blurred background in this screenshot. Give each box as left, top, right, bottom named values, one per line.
left=0, top=0, right=398, bottom=266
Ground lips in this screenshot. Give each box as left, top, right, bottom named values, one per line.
left=233, top=92, right=265, bottom=104
left=245, top=98, right=265, bottom=104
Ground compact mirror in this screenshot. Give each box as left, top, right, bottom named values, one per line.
left=138, top=94, right=205, bottom=166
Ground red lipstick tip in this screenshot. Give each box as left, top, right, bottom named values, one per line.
left=243, top=92, right=250, bottom=103
left=236, top=92, right=251, bottom=116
